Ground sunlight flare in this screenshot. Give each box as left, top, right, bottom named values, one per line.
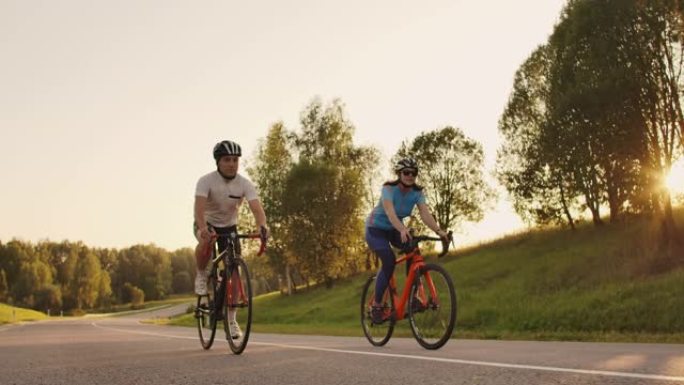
left=665, top=158, right=684, bottom=194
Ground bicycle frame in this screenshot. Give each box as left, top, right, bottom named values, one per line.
left=383, top=249, right=441, bottom=321
left=210, top=235, right=252, bottom=310
left=213, top=231, right=265, bottom=305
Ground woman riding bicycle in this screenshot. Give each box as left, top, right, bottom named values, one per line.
left=365, top=157, right=448, bottom=324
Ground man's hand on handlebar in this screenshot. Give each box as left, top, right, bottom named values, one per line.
left=259, top=225, right=270, bottom=242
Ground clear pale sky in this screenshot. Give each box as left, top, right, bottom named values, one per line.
left=1, top=1, right=570, bottom=250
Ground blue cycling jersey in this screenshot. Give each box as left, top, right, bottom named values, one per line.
left=366, top=183, right=426, bottom=230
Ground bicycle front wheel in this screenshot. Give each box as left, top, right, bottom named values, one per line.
left=408, top=263, right=456, bottom=350
left=196, top=274, right=217, bottom=349
left=223, top=258, right=252, bottom=355
left=361, top=274, right=395, bottom=347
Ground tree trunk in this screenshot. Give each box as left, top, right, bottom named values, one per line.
left=660, top=190, right=680, bottom=245
left=584, top=192, right=604, bottom=226
left=607, top=186, right=621, bottom=223
left=558, top=179, right=575, bottom=230
left=285, top=264, right=293, bottom=296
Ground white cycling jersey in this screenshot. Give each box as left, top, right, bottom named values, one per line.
left=195, top=171, right=258, bottom=227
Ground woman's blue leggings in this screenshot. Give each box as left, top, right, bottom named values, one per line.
left=365, top=227, right=411, bottom=304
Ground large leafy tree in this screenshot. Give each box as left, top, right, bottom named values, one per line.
left=496, top=45, right=579, bottom=229
left=627, top=0, right=684, bottom=238
left=66, top=250, right=107, bottom=310
left=283, top=162, right=364, bottom=287
left=546, top=0, right=682, bottom=236
left=546, top=0, right=648, bottom=224
left=282, top=98, right=379, bottom=287
left=248, top=122, right=295, bottom=293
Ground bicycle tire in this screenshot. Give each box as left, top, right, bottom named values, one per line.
left=224, top=258, right=252, bottom=354
left=408, top=263, right=456, bottom=350
left=196, top=273, right=218, bottom=349
left=361, top=274, right=395, bottom=347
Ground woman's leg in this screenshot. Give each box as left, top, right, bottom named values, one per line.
left=373, top=248, right=396, bottom=304
left=366, top=227, right=396, bottom=305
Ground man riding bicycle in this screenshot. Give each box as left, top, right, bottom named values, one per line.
left=365, top=157, right=448, bottom=324
left=194, top=140, right=269, bottom=338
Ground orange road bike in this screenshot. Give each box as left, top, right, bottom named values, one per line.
left=361, top=231, right=456, bottom=350
left=195, top=228, right=267, bottom=354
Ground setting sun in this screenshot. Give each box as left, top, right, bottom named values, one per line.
left=665, top=158, right=684, bottom=194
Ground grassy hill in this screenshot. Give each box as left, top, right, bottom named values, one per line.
left=0, top=303, right=47, bottom=324
left=171, top=208, right=684, bottom=343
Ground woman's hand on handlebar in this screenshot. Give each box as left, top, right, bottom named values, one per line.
left=399, top=227, right=412, bottom=244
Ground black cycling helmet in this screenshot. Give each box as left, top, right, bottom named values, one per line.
left=394, top=157, right=419, bottom=173
left=213, top=140, right=242, bottom=161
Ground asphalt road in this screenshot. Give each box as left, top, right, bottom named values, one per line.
left=1, top=304, right=683, bottom=385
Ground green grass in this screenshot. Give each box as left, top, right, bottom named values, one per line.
left=0, top=303, right=48, bottom=324
left=169, top=209, right=684, bottom=343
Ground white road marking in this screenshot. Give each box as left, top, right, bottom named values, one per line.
left=91, top=322, right=684, bottom=382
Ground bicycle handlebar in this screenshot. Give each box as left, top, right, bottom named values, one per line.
left=406, top=230, right=454, bottom=258
left=210, top=226, right=268, bottom=256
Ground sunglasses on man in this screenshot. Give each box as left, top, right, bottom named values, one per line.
left=401, top=169, right=418, bottom=177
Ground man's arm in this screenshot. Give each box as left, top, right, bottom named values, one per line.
left=247, top=199, right=268, bottom=231
left=194, top=196, right=211, bottom=240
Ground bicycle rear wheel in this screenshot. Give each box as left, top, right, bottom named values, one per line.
left=361, top=274, right=395, bottom=346
left=195, top=274, right=217, bottom=349
left=223, top=258, right=252, bottom=355
left=408, top=263, right=456, bottom=350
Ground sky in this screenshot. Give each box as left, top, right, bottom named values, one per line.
left=0, top=0, right=572, bottom=250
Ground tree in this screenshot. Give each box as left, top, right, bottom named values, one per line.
left=34, top=284, right=62, bottom=313
left=628, top=0, right=684, bottom=239
left=546, top=0, right=649, bottom=224
left=96, top=271, right=113, bottom=309
left=496, top=45, right=580, bottom=228
left=69, top=251, right=104, bottom=310
left=123, top=283, right=145, bottom=309
left=11, top=252, right=53, bottom=308
left=0, top=240, right=29, bottom=294
left=0, top=269, right=9, bottom=302
left=172, top=271, right=192, bottom=294
left=282, top=98, right=379, bottom=287
left=283, top=162, right=365, bottom=287
left=395, top=126, right=495, bottom=231
left=248, top=121, right=295, bottom=294
left=547, top=0, right=683, bottom=238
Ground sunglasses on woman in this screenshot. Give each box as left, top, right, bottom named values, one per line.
left=401, top=169, right=418, bottom=177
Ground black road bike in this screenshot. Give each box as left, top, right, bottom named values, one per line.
left=194, top=228, right=267, bottom=354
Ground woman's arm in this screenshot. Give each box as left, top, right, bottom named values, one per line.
left=418, top=203, right=448, bottom=238
left=382, top=199, right=411, bottom=242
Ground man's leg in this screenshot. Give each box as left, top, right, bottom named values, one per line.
left=194, top=223, right=212, bottom=295
left=217, top=226, right=241, bottom=338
